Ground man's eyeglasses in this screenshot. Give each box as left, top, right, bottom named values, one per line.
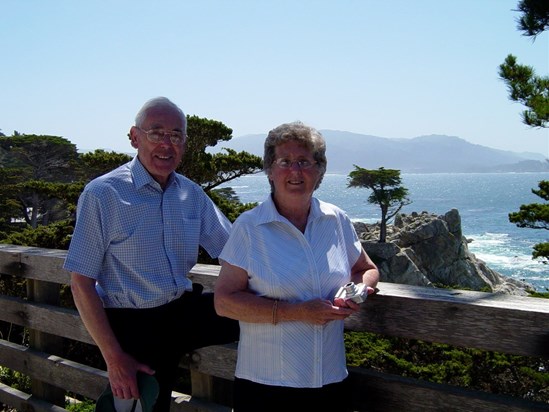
left=137, top=127, right=186, bottom=145
left=273, top=158, right=317, bottom=170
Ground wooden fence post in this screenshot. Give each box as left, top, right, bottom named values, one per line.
left=27, top=278, right=65, bottom=407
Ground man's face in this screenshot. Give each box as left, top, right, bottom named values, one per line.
left=129, top=106, right=186, bottom=187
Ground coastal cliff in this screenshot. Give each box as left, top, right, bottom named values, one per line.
left=354, top=209, right=535, bottom=295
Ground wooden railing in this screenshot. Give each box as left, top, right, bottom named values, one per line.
left=0, top=244, right=548, bottom=412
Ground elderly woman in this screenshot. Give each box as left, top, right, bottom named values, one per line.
left=214, top=121, right=379, bottom=412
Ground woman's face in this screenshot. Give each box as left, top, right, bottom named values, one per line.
left=268, top=140, right=321, bottom=202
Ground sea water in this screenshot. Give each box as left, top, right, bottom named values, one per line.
left=219, top=172, right=549, bottom=292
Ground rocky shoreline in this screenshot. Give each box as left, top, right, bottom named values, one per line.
left=354, top=209, right=535, bottom=295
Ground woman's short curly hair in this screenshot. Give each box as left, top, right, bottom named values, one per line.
left=263, top=121, right=327, bottom=191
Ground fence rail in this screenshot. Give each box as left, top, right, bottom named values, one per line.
left=0, top=244, right=547, bottom=411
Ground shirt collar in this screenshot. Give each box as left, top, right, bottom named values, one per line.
left=130, top=156, right=177, bottom=190
left=256, top=194, right=337, bottom=227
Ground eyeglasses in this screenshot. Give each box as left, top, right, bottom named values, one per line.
left=273, top=158, right=317, bottom=170
left=137, top=127, right=186, bottom=145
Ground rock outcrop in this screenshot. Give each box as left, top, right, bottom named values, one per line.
left=354, top=209, right=535, bottom=296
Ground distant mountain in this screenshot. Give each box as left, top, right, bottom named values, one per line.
left=212, top=131, right=548, bottom=173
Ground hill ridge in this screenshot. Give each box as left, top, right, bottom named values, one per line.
left=212, top=131, right=548, bottom=173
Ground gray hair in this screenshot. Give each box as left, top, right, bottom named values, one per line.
left=263, top=121, right=327, bottom=190
left=134, top=97, right=187, bottom=131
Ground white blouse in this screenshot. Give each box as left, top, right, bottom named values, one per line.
left=219, top=195, right=362, bottom=388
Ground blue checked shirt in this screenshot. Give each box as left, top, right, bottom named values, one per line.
left=64, top=156, right=231, bottom=309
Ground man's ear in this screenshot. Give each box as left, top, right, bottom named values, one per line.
left=129, top=126, right=139, bottom=149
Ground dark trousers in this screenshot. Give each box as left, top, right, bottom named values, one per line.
left=105, top=285, right=239, bottom=412
left=233, top=377, right=350, bottom=412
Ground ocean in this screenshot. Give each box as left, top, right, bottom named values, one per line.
left=219, top=172, right=549, bottom=292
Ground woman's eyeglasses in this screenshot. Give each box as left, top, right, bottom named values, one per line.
left=273, top=158, right=317, bottom=170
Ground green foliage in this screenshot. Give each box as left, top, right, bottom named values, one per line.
left=0, top=274, right=27, bottom=301
left=515, top=0, right=549, bottom=37
left=0, top=134, right=81, bottom=230
left=204, top=149, right=264, bottom=192
left=532, top=242, right=549, bottom=260
left=499, top=54, right=549, bottom=128
left=509, top=180, right=549, bottom=261
left=66, top=398, right=95, bottom=412
left=179, top=115, right=233, bottom=183
left=509, top=202, right=549, bottom=230
left=346, top=333, right=473, bottom=386
left=209, top=188, right=258, bottom=222
left=499, top=1, right=549, bottom=130
left=0, top=366, right=30, bottom=392
left=502, top=2, right=549, bottom=262
left=347, top=166, right=411, bottom=242
left=528, top=290, right=549, bottom=298
left=433, top=283, right=494, bottom=293
left=0, top=167, right=25, bottom=234
left=345, top=332, right=549, bottom=402
left=0, top=134, right=79, bottom=181
left=78, top=149, right=133, bottom=181
left=1, top=219, right=74, bottom=249
left=177, top=115, right=263, bottom=190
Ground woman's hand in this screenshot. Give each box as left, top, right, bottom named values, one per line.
left=333, top=284, right=375, bottom=309
left=297, top=298, right=358, bottom=325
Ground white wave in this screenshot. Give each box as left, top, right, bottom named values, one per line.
left=351, top=217, right=379, bottom=224
left=472, top=251, right=538, bottom=269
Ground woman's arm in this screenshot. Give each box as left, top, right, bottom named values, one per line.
left=214, top=261, right=356, bottom=325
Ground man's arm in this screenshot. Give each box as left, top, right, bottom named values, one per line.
left=70, top=273, right=154, bottom=399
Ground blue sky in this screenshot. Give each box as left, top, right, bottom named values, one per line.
left=2, top=0, right=548, bottom=156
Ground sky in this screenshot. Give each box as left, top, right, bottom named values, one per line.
left=2, top=0, right=548, bottom=157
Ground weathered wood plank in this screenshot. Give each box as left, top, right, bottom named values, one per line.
left=187, top=344, right=238, bottom=381
left=345, top=283, right=549, bottom=357
left=188, top=265, right=221, bottom=292
left=0, top=295, right=94, bottom=345
left=0, top=339, right=107, bottom=399
left=0, top=245, right=23, bottom=278
left=0, top=340, right=231, bottom=412
left=0, top=382, right=68, bottom=412
left=21, top=249, right=71, bottom=284
left=349, top=367, right=549, bottom=412
left=171, top=392, right=232, bottom=412
left=0, top=244, right=70, bottom=283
